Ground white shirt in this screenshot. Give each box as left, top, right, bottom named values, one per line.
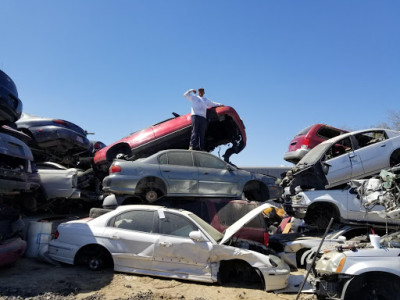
left=183, top=89, right=222, bottom=118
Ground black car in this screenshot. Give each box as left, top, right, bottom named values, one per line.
left=0, top=70, right=23, bottom=125
left=16, top=113, right=91, bottom=167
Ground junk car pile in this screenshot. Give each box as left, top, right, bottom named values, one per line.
left=2, top=68, right=400, bottom=298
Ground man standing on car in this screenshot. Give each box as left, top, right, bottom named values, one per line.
left=184, top=88, right=223, bottom=151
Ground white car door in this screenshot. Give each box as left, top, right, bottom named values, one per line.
left=195, top=152, right=240, bottom=197
left=102, top=209, right=158, bottom=271
left=153, top=211, right=213, bottom=279
left=324, top=137, right=364, bottom=187
left=352, top=130, right=392, bottom=176
left=158, top=151, right=199, bottom=195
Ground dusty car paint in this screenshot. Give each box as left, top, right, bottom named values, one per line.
left=48, top=203, right=290, bottom=291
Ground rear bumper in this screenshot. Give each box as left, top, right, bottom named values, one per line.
left=283, top=149, right=309, bottom=163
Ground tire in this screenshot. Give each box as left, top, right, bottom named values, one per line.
left=344, top=273, right=400, bottom=300
left=77, top=246, right=112, bottom=271
left=144, top=189, right=159, bottom=203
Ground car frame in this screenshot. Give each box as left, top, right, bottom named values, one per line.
left=284, top=124, right=348, bottom=164
left=48, top=203, right=290, bottom=291
left=93, top=106, right=246, bottom=179
left=102, top=149, right=281, bottom=203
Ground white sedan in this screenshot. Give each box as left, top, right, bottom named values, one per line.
left=48, top=203, right=290, bottom=291
left=282, top=128, right=400, bottom=195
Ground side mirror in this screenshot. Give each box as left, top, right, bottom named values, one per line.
left=189, top=231, right=207, bottom=242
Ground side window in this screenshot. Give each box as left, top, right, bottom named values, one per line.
left=325, top=137, right=353, bottom=160
left=159, top=153, right=168, bottom=165
left=195, top=153, right=226, bottom=169
left=112, top=210, right=155, bottom=233
left=317, top=127, right=343, bottom=140
left=354, top=131, right=387, bottom=148
left=166, top=151, right=194, bottom=167
left=159, top=212, right=198, bottom=238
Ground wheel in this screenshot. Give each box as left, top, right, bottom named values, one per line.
left=390, top=149, right=400, bottom=167
left=344, top=273, right=400, bottom=300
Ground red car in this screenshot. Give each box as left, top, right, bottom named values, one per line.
left=283, top=124, right=348, bottom=164
left=93, top=106, right=246, bottom=178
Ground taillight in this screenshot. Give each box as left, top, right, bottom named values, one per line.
left=110, top=165, right=121, bottom=173
left=301, top=138, right=310, bottom=149
left=54, top=230, right=59, bottom=239
left=264, top=232, right=269, bottom=246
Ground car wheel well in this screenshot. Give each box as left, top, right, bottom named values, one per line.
left=105, top=142, right=132, bottom=162
left=304, top=202, right=341, bottom=231
left=136, top=177, right=167, bottom=203
left=217, top=259, right=264, bottom=289
left=390, top=149, right=400, bottom=167
left=75, top=244, right=113, bottom=271
left=343, top=272, right=400, bottom=300
left=243, top=180, right=269, bottom=201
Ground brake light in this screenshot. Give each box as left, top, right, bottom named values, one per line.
left=54, top=230, right=59, bottom=239
left=264, top=232, right=269, bottom=246
left=110, top=165, right=121, bottom=173
left=301, top=138, right=310, bottom=149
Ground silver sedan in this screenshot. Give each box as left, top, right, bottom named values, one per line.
left=102, top=149, right=281, bottom=203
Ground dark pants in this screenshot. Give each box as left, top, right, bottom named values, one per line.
left=190, top=115, right=208, bottom=150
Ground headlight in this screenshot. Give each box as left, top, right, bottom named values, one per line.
left=315, top=252, right=347, bottom=274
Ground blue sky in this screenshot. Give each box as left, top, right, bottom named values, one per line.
left=1, top=1, right=399, bottom=167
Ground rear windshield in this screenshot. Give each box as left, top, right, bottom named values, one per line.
left=295, top=125, right=314, bottom=137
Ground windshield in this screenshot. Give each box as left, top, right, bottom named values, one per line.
left=188, top=212, right=224, bottom=242
left=298, top=142, right=332, bottom=165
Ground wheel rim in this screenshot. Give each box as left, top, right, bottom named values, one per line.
left=145, top=190, right=158, bottom=203
left=88, top=257, right=101, bottom=270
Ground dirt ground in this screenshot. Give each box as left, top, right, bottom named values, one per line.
left=0, top=257, right=316, bottom=300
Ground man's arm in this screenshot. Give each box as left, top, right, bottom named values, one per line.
left=205, top=97, right=223, bottom=107
left=184, top=89, right=196, bottom=101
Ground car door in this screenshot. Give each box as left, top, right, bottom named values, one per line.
left=352, top=130, right=392, bottom=176
left=153, top=210, right=213, bottom=279
left=102, top=209, right=158, bottom=271
left=324, top=137, right=364, bottom=187
left=158, top=151, right=198, bottom=196
left=194, top=152, right=241, bottom=197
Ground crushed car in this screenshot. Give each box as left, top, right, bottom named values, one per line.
left=16, top=112, right=92, bottom=167
left=93, top=106, right=246, bottom=179
left=284, top=182, right=400, bottom=230
left=281, top=128, right=400, bottom=201
left=268, top=224, right=391, bottom=270
left=48, top=203, right=290, bottom=291
left=102, top=149, right=281, bottom=203
left=310, top=230, right=400, bottom=300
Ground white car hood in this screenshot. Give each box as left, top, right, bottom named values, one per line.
left=219, top=202, right=276, bottom=245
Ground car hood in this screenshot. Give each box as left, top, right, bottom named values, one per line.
left=219, top=202, right=275, bottom=245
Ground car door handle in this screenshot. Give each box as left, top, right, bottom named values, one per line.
left=111, top=235, right=120, bottom=240
left=160, top=242, right=172, bottom=247
left=203, top=172, right=209, bottom=175
left=381, top=144, right=386, bottom=147
left=163, top=170, right=171, bottom=173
